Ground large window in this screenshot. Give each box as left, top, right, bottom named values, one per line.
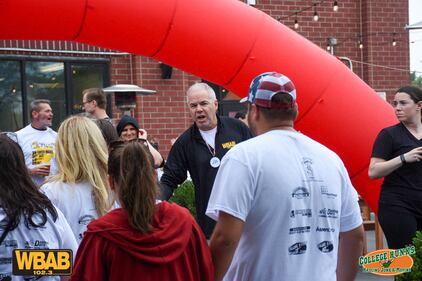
left=0, top=58, right=109, bottom=131
left=0, top=61, right=23, bottom=130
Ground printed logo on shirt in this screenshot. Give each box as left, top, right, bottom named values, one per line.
left=78, top=214, right=95, bottom=225
left=317, top=241, right=334, bottom=253
left=24, top=240, right=48, bottom=249
left=288, top=242, right=307, bottom=255
left=0, top=273, right=11, bottom=280
left=319, top=208, right=338, bottom=219
left=291, top=187, right=310, bottom=199
left=316, top=226, right=335, bottom=232
left=2, top=240, right=18, bottom=248
left=31, top=141, right=54, bottom=166
left=320, top=186, right=338, bottom=199
left=0, top=258, right=13, bottom=265
left=221, top=141, right=236, bottom=149
left=289, top=226, right=311, bottom=234
left=12, top=249, right=72, bottom=276
left=302, top=157, right=315, bottom=180
left=290, top=209, right=312, bottom=218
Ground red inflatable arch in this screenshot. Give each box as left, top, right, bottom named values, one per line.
left=0, top=0, right=397, bottom=212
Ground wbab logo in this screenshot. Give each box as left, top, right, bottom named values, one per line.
left=12, top=249, right=72, bottom=276
left=359, top=246, right=415, bottom=276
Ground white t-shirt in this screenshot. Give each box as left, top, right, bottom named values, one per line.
left=41, top=181, right=99, bottom=244
left=16, top=125, right=58, bottom=186
left=206, top=130, right=362, bottom=281
left=199, top=127, right=217, bottom=150
left=0, top=207, right=77, bottom=280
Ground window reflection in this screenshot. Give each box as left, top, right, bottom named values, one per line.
left=26, top=61, right=65, bottom=130
left=0, top=60, right=23, bottom=131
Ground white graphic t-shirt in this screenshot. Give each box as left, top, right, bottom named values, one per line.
left=0, top=207, right=78, bottom=280
left=206, top=130, right=362, bottom=281
left=16, top=125, right=57, bottom=186
left=41, top=181, right=99, bottom=244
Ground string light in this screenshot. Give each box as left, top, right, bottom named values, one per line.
left=392, top=33, right=397, bottom=46
left=358, top=40, right=364, bottom=49
left=333, top=1, right=338, bottom=12
left=294, top=13, right=299, bottom=29
left=313, top=4, right=319, bottom=21
left=326, top=44, right=331, bottom=51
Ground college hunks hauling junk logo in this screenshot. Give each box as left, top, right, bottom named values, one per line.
left=359, top=246, right=415, bottom=276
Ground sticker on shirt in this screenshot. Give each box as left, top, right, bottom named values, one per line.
left=318, top=208, right=339, bottom=219
left=317, top=241, right=334, bottom=253
left=31, top=141, right=54, bottom=165
left=221, top=141, right=236, bottom=149
left=320, top=186, right=338, bottom=199
left=289, top=226, right=311, bottom=235
left=290, top=209, right=312, bottom=218
left=316, top=226, right=335, bottom=233
left=291, top=187, right=310, bottom=199
left=288, top=242, right=307, bottom=255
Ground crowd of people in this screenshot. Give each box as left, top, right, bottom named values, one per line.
left=0, top=72, right=421, bottom=281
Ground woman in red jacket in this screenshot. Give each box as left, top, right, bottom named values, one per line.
left=71, top=141, right=213, bottom=281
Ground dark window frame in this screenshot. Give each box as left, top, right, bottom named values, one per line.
left=0, top=55, right=110, bottom=128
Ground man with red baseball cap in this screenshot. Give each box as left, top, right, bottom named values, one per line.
left=207, top=72, right=364, bottom=281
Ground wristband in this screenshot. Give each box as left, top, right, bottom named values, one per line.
left=400, top=154, right=406, bottom=165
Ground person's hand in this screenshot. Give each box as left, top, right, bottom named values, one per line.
left=138, top=128, right=148, bottom=140
left=403, top=147, right=422, bottom=163
left=29, top=164, right=50, bottom=177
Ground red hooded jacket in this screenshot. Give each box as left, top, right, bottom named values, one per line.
left=70, top=201, right=213, bottom=281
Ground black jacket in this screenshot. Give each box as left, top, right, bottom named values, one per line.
left=160, top=116, right=253, bottom=238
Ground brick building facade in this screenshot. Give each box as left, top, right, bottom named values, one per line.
left=0, top=0, right=410, bottom=157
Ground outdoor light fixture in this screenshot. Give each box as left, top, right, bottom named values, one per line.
left=327, top=37, right=337, bottom=55
left=313, top=5, right=319, bottom=22
left=333, top=1, right=339, bottom=12
left=294, top=19, right=299, bottom=29
left=103, top=84, right=156, bottom=114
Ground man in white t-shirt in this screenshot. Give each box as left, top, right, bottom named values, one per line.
left=206, top=72, right=364, bottom=281
left=16, top=99, right=57, bottom=186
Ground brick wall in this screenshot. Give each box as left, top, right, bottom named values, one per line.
left=109, top=0, right=409, bottom=157
left=0, top=0, right=410, bottom=157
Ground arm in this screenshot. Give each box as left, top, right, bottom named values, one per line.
left=368, top=147, right=422, bottom=179
left=159, top=139, right=188, bottom=200
left=145, top=140, right=164, bottom=168
left=336, top=225, right=364, bottom=281
left=210, top=212, right=244, bottom=281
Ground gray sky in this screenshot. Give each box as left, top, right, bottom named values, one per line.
left=409, top=0, right=422, bottom=76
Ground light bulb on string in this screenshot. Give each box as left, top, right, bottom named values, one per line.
left=333, top=1, right=339, bottom=12
left=358, top=40, right=363, bottom=49
left=313, top=5, right=319, bottom=22
left=294, top=19, right=299, bottom=29
left=392, top=33, right=397, bottom=46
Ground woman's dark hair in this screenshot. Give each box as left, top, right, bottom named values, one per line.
left=108, top=141, right=158, bottom=233
left=397, top=86, right=422, bottom=104
left=0, top=135, right=57, bottom=231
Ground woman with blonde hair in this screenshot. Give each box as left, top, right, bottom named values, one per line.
left=41, top=116, right=113, bottom=243
left=71, top=141, right=213, bottom=281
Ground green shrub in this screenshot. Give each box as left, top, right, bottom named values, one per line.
left=397, top=231, right=422, bottom=281
left=169, top=180, right=196, bottom=218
